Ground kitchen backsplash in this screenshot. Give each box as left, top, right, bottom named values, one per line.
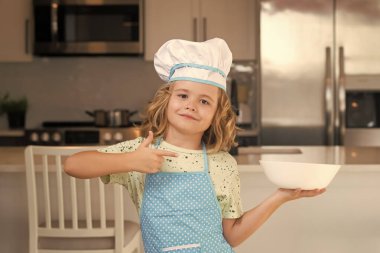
left=0, top=57, right=161, bottom=129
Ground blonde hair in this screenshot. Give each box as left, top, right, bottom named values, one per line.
left=140, top=84, right=237, bottom=153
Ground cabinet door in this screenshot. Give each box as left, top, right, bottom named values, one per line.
left=0, top=0, right=33, bottom=62
left=144, top=0, right=199, bottom=61
left=201, top=0, right=256, bottom=60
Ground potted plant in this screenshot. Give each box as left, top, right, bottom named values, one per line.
left=0, top=92, right=28, bottom=129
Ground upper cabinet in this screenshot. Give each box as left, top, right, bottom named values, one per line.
left=0, top=0, right=33, bottom=62
left=144, top=0, right=257, bottom=61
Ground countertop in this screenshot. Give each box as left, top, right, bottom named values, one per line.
left=1, top=146, right=379, bottom=173
left=236, top=146, right=380, bottom=172
left=1, top=146, right=379, bottom=253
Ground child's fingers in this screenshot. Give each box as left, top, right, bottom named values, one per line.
left=154, top=150, right=178, bottom=157
left=301, top=188, right=326, bottom=197
left=139, top=131, right=154, bottom=148
left=138, top=131, right=177, bottom=157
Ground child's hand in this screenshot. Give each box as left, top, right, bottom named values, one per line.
left=131, top=131, right=177, bottom=173
left=275, top=188, right=326, bottom=203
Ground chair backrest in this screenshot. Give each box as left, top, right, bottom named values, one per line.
left=25, top=145, right=126, bottom=253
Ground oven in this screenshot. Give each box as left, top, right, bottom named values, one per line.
left=25, top=127, right=142, bottom=146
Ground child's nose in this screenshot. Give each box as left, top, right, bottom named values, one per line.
left=185, top=100, right=197, bottom=111
left=185, top=105, right=196, bottom=111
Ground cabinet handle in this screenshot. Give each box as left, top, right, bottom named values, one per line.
left=193, top=18, right=197, bottom=41
left=51, top=1, right=59, bottom=42
left=203, top=17, right=207, bottom=41
left=25, top=19, right=29, bottom=54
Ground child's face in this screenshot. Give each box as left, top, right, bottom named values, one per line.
left=166, top=81, right=219, bottom=137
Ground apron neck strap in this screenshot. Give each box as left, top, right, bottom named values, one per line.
left=202, top=142, right=209, bottom=173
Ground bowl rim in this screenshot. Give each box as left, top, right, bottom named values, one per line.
left=259, top=160, right=341, bottom=167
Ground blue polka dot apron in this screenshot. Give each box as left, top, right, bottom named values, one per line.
left=140, top=141, right=234, bottom=253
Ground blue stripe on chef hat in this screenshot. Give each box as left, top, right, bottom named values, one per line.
left=153, top=38, right=233, bottom=91
left=168, top=63, right=226, bottom=90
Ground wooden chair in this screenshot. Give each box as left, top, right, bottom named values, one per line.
left=24, top=145, right=141, bottom=253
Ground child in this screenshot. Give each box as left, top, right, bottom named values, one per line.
left=64, top=38, right=325, bottom=253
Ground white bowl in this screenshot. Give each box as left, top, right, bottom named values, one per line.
left=259, top=160, right=341, bottom=190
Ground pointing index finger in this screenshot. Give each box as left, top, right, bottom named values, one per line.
left=154, top=150, right=178, bottom=157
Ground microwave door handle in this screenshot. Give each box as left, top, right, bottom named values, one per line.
left=203, top=17, right=207, bottom=41
left=337, top=46, right=346, bottom=145
left=193, top=18, right=197, bottom=41
left=324, top=46, right=334, bottom=145
left=51, top=1, right=59, bottom=42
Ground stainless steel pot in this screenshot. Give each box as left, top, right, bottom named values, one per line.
left=86, top=109, right=137, bottom=127
left=85, top=110, right=109, bottom=127
left=111, top=109, right=138, bottom=127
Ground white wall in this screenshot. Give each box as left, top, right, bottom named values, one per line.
left=0, top=57, right=161, bottom=129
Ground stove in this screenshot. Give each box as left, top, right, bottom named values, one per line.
left=25, top=121, right=142, bottom=146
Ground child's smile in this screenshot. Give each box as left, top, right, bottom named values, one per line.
left=179, top=113, right=198, bottom=121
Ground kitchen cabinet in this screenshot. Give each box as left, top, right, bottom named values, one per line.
left=0, top=0, right=33, bottom=62
left=144, top=0, right=256, bottom=61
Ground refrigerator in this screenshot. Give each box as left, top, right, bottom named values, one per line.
left=259, top=0, right=380, bottom=145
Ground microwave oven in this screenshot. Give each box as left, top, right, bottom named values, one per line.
left=33, top=0, right=143, bottom=55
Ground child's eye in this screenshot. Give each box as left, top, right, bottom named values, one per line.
left=177, top=94, right=188, bottom=99
left=200, top=99, right=210, bottom=105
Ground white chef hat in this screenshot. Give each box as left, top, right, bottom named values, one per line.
left=154, top=38, right=232, bottom=91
